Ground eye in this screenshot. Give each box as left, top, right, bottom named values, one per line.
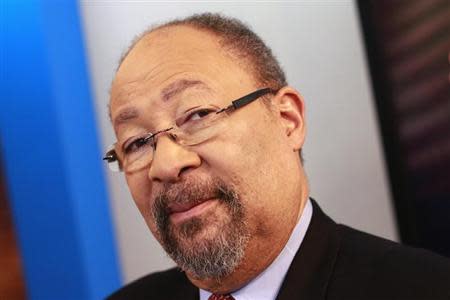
left=187, top=108, right=215, bottom=121
left=123, top=135, right=153, bottom=154
left=175, top=106, right=221, bottom=129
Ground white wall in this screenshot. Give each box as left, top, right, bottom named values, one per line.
left=80, top=0, right=398, bottom=283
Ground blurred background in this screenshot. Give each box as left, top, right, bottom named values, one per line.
left=1, top=0, right=449, bottom=299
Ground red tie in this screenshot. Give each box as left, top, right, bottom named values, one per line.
left=208, top=294, right=235, bottom=300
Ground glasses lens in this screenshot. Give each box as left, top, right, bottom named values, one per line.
left=176, top=110, right=227, bottom=146
left=104, top=146, right=122, bottom=172
left=122, top=134, right=155, bottom=172
left=108, top=110, right=228, bottom=172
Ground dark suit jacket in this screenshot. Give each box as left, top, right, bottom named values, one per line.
left=108, top=200, right=450, bottom=299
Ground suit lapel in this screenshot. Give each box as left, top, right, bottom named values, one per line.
left=173, top=271, right=199, bottom=300
left=276, top=199, right=341, bottom=300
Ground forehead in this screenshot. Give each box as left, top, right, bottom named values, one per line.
left=110, top=25, right=257, bottom=119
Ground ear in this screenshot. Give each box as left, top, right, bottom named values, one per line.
left=271, top=86, right=306, bottom=151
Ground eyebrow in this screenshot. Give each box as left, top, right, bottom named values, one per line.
left=112, top=79, right=209, bottom=128
left=160, top=79, right=208, bottom=102
left=113, top=107, right=139, bottom=128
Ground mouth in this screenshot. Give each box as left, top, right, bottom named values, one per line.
left=168, top=198, right=217, bottom=224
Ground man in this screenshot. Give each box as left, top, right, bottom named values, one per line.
left=105, top=13, right=450, bottom=300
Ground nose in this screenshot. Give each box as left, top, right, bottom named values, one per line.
left=148, top=134, right=201, bottom=183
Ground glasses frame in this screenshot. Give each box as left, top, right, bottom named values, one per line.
left=103, top=87, right=275, bottom=172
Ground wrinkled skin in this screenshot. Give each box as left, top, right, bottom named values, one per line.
left=110, top=25, right=309, bottom=293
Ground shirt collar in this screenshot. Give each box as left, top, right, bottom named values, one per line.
left=200, top=198, right=313, bottom=300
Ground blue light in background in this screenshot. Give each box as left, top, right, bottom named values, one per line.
left=1, top=1, right=122, bottom=299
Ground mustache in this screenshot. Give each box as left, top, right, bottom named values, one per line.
left=151, top=177, right=238, bottom=225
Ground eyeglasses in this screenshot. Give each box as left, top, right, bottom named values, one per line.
left=103, top=87, right=275, bottom=172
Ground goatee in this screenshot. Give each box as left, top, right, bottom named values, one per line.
left=151, top=177, right=249, bottom=280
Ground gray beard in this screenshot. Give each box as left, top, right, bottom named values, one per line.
left=151, top=178, right=249, bottom=280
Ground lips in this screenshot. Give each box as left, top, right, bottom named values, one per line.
left=168, top=200, right=204, bottom=214
left=168, top=198, right=217, bottom=223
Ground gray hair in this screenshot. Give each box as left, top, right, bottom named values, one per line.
left=118, top=12, right=287, bottom=91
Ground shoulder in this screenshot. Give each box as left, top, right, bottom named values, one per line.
left=106, top=267, right=198, bottom=300
left=336, top=224, right=450, bottom=275
left=331, top=224, right=450, bottom=299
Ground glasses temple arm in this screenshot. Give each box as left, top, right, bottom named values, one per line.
left=216, top=88, right=274, bottom=114
left=231, top=87, right=273, bottom=109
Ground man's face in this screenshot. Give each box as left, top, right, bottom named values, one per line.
left=110, top=25, right=305, bottom=282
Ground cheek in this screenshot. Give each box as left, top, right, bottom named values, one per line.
left=202, top=111, right=285, bottom=181
left=126, top=173, right=163, bottom=239
left=125, top=172, right=153, bottom=217
left=197, top=122, right=278, bottom=201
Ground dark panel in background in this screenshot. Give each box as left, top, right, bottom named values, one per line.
left=0, top=161, right=26, bottom=300
left=358, top=0, right=450, bottom=257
